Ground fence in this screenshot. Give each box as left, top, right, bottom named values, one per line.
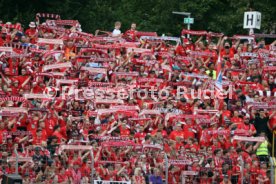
left=1, top=143, right=276, bottom=184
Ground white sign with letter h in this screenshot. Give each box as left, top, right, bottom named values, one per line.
left=243, top=11, right=261, bottom=29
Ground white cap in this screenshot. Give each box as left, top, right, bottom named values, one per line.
left=29, top=22, right=36, bottom=28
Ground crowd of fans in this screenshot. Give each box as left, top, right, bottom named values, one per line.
left=0, top=13, right=275, bottom=184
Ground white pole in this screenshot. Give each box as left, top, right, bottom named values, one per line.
left=14, top=148, right=18, bottom=175
left=187, top=15, right=191, bottom=39
left=90, top=150, right=94, bottom=184
left=249, top=28, right=254, bottom=35
left=240, top=156, right=244, bottom=184
left=164, top=153, right=168, bottom=184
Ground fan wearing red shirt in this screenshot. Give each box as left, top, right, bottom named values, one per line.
left=213, top=149, right=223, bottom=168
left=151, top=124, right=168, bottom=137
left=54, top=167, right=69, bottom=183
left=134, top=125, right=147, bottom=144
left=0, top=122, right=7, bottom=144
left=256, top=162, right=270, bottom=184
left=32, top=128, right=47, bottom=145
left=169, top=123, right=185, bottom=141
left=236, top=116, right=256, bottom=136
left=175, top=42, right=188, bottom=56
left=27, top=113, right=40, bottom=136
left=25, top=22, right=38, bottom=44
left=119, top=122, right=130, bottom=137
left=183, top=118, right=197, bottom=139
left=124, top=23, right=137, bottom=42
left=68, top=161, right=82, bottom=184
left=52, top=125, right=66, bottom=143
left=45, top=113, right=58, bottom=136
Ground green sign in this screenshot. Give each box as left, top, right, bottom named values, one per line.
left=184, top=18, right=194, bottom=24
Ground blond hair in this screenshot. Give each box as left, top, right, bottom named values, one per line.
left=115, top=21, right=121, bottom=27
left=134, top=167, right=141, bottom=175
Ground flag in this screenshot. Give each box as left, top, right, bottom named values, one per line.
left=215, top=54, right=223, bottom=92
left=215, top=54, right=224, bottom=110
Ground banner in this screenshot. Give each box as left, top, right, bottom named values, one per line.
left=181, top=29, right=207, bottom=36
left=42, top=50, right=64, bottom=60
left=134, top=59, right=158, bottom=65
left=190, top=51, right=214, bottom=57
left=182, top=73, right=210, bottom=79
left=232, top=35, right=255, bottom=41
left=88, top=82, right=115, bottom=87
left=89, top=135, right=129, bottom=141
left=101, top=141, right=137, bottom=147
left=0, top=111, right=20, bottom=117
left=0, top=47, right=13, bottom=52
left=138, top=78, right=164, bottom=83
left=253, top=33, right=276, bottom=38
left=37, top=38, right=64, bottom=45
left=207, top=32, right=224, bottom=37
left=140, top=36, right=180, bottom=42
left=110, top=105, right=140, bottom=111
left=24, top=93, right=51, bottom=99
left=113, top=72, right=139, bottom=77
left=7, top=157, right=33, bottom=163
left=240, top=52, right=258, bottom=57
left=136, top=31, right=157, bottom=37
left=126, top=47, right=151, bottom=54
left=143, top=144, right=163, bottom=150
left=194, top=109, right=219, bottom=114
left=56, top=79, right=78, bottom=85
left=0, top=24, right=22, bottom=30
left=263, top=66, right=276, bottom=71
left=182, top=171, right=198, bottom=175
left=55, top=20, right=79, bottom=27
left=0, top=107, right=28, bottom=113
left=168, top=159, right=192, bottom=165
left=94, top=181, right=131, bottom=184
left=174, top=56, right=194, bottom=62
left=232, top=136, right=265, bottom=142
left=81, top=67, right=107, bottom=74
left=139, top=109, right=161, bottom=116
left=80, top=48, right=108, bottom=54
left=90, top=57, right=116, bottom=62
left=36, top=13, right=61, bottom=19
left=95, top=99, right=124, bottom=105
left=42, top=62, right=72, bottom=71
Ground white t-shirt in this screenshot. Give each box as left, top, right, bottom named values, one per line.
left=112, top=29, right=121, bottom=37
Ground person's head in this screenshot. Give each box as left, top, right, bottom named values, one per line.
left=224, top=42, right=230, bottom=50
left=21, top=68, right=27, bottom=75
left=268, top=75, right=274, bottom=84
left=131, top=23, right=136, bottom=30
left=223, top=175, right=229, bottom=182
left=39, top=121, right=45, bottom=129
left=36, top=128, right=42, bottom=136
left=29, top=22, right=36, bottom=29
left=258, top=40, right=265, bottom=48
left=214, top=149, right=222, bottom=157
left=157, top=124, right=164, bottom=131
left=0, top=122, right=5, bottom=129
left=260, top=161, right=267, bottom=169
left=247, top=44, right=253, bottom=52
left=175, top=123, right=182, bottom=131
left=153, top=168, right=160, bottom=175
left=244, top=116, right=250, bottom=124
left=208, top=63, right=215, bottom=70
left=134, top=167, right=142, bottom=176
left=114, top=21, right=121, bottom=29
left=73, top=161, right=80, bottom=170
left=259, top=109, right=265, bottom=118
left=13, top=80, right=19, bottom=87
